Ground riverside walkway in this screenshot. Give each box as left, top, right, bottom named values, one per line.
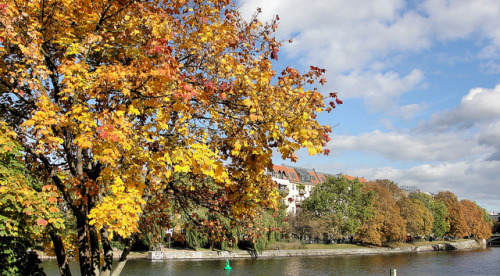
left=148, top=239, right=486, bottom=260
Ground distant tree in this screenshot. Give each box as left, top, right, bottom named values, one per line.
left=397, top=197, right=434, bottom=238
left=302, top=176, right=373, bottom=239
left=356, top=181, right=406, bottom=245
left=375, top=179, right=406, bottom=201
left=435, top=191, right=468, bottom=238
left=460, top=199, right=492, bottom=239
left=287, top=210, right=327, bottom=241
left=410, top=193, right=449, bottom=238
left=493, top=220, right=500, bottom=234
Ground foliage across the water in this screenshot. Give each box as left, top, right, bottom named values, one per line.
left=288, top=178, right=493, bottom=246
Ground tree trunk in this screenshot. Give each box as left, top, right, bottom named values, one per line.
left=110, top=238, right=133, bottom=276
left=100, top=229, right=113, bottom=276
left=48, top=229, right=72, bottom=276
left=77, top=213, right=91, bottom=276
left=89, top=225, right=101, bottom=276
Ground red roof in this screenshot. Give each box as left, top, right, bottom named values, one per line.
left=343, top=175, right=367, bottom=183
left=273, top=165, right=300, bottom=182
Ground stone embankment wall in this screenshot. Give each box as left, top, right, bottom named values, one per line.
left=148, top=239, right=486, bottom=260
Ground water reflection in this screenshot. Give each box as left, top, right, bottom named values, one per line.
left=41, top=247, right=500, bottom=276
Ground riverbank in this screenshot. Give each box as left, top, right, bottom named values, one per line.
left=37, top=239, right=486, bottom=261
left=145, top=239, right=487, bottom=260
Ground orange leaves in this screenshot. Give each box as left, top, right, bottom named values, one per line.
left=36, top=218, right=48, bottom=227
left=48, top=197, right=58, bottom=204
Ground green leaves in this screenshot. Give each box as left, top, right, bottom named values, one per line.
left=302, top=176, right=373, bottom=237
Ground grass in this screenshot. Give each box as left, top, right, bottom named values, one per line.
left=386, top=238, right=469, bottom=248
left=265, top=241, right=364, bottom=250
left=266, top=238, right=474, bottom=250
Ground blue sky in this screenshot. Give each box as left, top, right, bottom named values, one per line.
left=238, top=0, right=500, bottom=212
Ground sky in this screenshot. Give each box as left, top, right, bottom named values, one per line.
left=238, top=0, right=500, bottom=212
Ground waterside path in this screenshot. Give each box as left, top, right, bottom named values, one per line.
left=146, top=239, right=486, bottom=260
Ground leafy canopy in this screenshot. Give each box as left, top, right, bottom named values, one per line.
left=0, top=0, right=337, bottom=274
left=302, top=176, right=372, bottom=237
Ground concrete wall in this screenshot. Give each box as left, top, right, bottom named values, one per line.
left=148, top=239, right=487, bottom=260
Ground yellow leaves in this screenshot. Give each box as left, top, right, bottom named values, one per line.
left=231, top=140, right=242, bottom=156
left=241, top=98, right=253, bottom=108
left=88, top=183, right=145, bottom=239
left=174, top=164, right=190, bottom=173
left=128, top=105, right=140, bottom=116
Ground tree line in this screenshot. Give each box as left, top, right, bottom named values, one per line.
left=287, top=177, right=493, bottom=245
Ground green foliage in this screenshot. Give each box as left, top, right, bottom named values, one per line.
left=0, top=124, right=46, bottom=275
left=302, top=176, right=373, bottom=238
left=435, top=191, right=468, bottom=237
left=410, top=193, right=450, bottom=238
left=482, top=208, right=493, bottom=227
left=397, top=197, right=434, bottom=237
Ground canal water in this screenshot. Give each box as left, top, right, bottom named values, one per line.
left=41, top=247, right=500, bottom=275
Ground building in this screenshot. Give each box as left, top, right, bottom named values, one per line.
left=268, top=165, right=366, bottom=214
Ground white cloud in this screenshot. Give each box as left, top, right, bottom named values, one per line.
left=239, top=0, right=430, bottom=72
left=332, top=69, right=425, bottom=111
left=326, top=160, right=500, bottom=211
left=428, top=84, right=500, bottom=129
left=480, top=61, right=500, bottom=75
left=330, top=129, right=488, bottom=162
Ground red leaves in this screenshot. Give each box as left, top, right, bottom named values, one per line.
left=0, top=4, right=6, bottom=15
left=310, top=66, right=326, bottom=74
left=199, top=16, right=208, bottom=24
left=327, top=91, right=342, bottom=112
left=176, top=83, right=198, bottom=102
left=270, top=47, right=279, bottom=61
left=323, top=148, right=330, bottom=156
left=321, top=133, right=331, bottom=143
left=99, top=130, right=109, bottom=139
left=97, top=125, right=118, bottom=142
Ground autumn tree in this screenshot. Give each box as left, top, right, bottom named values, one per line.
left=410, top=192, right=449, bottom=238
left=0, top=1, right=337, bottom=275
left=397, top=197, right=433, bottom=238
left=356, top=181, right=406, bottom=245
left=376, top=179, right=406, bottom=201
left=460, top=199, right=492, bottom=239
left=302, top=176, right=372, bottom=239
left=435, top=191, right=469, bottom=238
